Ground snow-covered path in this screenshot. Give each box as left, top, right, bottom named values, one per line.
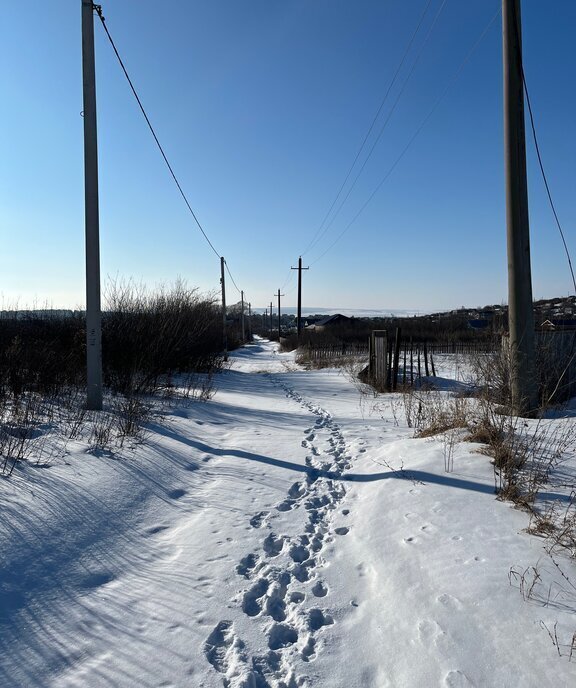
left=1, top=340, right=575, bottom=687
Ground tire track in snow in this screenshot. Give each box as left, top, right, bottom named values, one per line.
left=204, top=374, right=354, bottom=687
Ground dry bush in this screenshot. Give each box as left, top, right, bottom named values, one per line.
left=464, top=346, right=576, bottom=505
left=0, top=279, right=226, bottom=475
left=440, top=428, right=459, bottom=473
left=488, top=418, right=576, bottom=505
left=1, top=393, right=45, bottom=475
left=103, top=278, right=224, bottom=396
left=467, top=349, right=511, bottom=405
left=87, top=409, right=115, bottom=450
left=400, top=388, right=471, bottom=436
left=112, top=396, right=150, bottom=445
left=399, top=364, right=576, bottom=504
left=469, top=332, right=576, bottom=409
left=0, top=313, right=84, bottom=399
left=0, top=392, right=68, bottom=475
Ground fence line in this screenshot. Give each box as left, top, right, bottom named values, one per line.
left=302, top=339, right=495, bottom=363
left=303, top=343, right=369, bottom=361
left=299, top=335, right=498, bottom=391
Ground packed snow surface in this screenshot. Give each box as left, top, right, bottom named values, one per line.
left=1, top=340, right=575, bottom=687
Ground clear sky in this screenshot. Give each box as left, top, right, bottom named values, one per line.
left=1, top=1, right=574, bottom=313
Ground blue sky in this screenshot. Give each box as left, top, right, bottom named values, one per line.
left=1, top=1, right=574, bottom=313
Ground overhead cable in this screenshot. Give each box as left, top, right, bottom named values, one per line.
left=301, top=0, right=436, bottom=257
left=224, top=261, right=243, bottom=295
left=93, top=5, right=221, bottom=260
left=305, top=0, right=449, bottom=255
left=308, top=5, right=502, bottom=266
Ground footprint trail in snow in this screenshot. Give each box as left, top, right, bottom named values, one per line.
left=204, top=374, right=354, bottom=687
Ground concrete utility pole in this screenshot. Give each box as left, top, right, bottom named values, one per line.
left=291, top=256, right=309, bottom=340
left=277, top=289, right=285, bottom=341
left=503, top=0, right=538, bottom=415
left=81, top=0, right=103, bottom=410
left=241, top=290, right=245, bottom=341
left=220, top=257, right=228, bottom=361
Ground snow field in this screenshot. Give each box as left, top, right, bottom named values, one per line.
left=1, top=339, right=575, bottom=687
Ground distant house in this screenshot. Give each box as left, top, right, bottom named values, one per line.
left=305, top=314, right=352, bottom=332
left=540, top=319, right=576, bottom=331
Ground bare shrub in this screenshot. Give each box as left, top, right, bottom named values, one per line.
left=1, top=393, right=46, bottom=475
left=87, top=409, right=116, bottom=450
left=179, top=369, right=219, bottom=401
left=467, top=349, right=511, bottom=406
left=0, top=282, right=227, bottom=475
left=470, top=332, right=576, bottom=410
left=442, top=428, right=458, bottom=473
left=0, top=391, right=69, bottom=475
left=112, top=396, right=150, bottom=446
left=103, top=278, right=224, bottom=396
left=508, top=564, right=542, bottom=602
left=0, top=312, right=84, bottom=399
left=400, top=388, right=471, bottom=437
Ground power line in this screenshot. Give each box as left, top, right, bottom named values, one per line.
left=224, top=261, right=243, bottom=295
left=301, top=0, right=435, bottom=257
left=280, top=268, right=295, bottom=292
left=305, top=0, right=449, bottom=256
left=524, top=86, right=576, bottom=295
left=309, top=5, right=501, bottom=266
left=93, top=5, right=221, bottom=260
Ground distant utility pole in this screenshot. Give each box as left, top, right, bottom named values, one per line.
left=503, top=0, right=538, bottom=415
left=291, top=256, right=309, bottom=340
left=81, top=0, right=103, bottom=410
left=269, top=301, right=273, bottom=338
left=241, top=290, right=245, bottom=341
left=277, top=289, right=285, bottom=340
left=248, top=302, right=252, bottom=340
left=220, top=257, right=228, bottom=361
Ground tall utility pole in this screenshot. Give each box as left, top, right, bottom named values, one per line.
left=220, top=257, right=228, bottom=361
left=241, top=290, right=245, bottom=341
left=81, top=0, right=103, bottom=410
left=277, top=289, right=285, bottom=341
left=248, top=302, right=252, bottom=340
left=503, top=0, right=538, bottom=415
left=291, top=256, right=309, bottom=340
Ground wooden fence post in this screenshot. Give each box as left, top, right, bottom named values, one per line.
left=410, top=337, right=414, bottom=386
left=371, top=330, right=388, bottom=391
left=386, top=337, right=393, bottom=390
left=392, top=327, right=402, bottom=391
left=403, top=345, right=407, bottom=387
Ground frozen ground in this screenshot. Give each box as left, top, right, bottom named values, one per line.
left=1, top=340, right=575, bottom=687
